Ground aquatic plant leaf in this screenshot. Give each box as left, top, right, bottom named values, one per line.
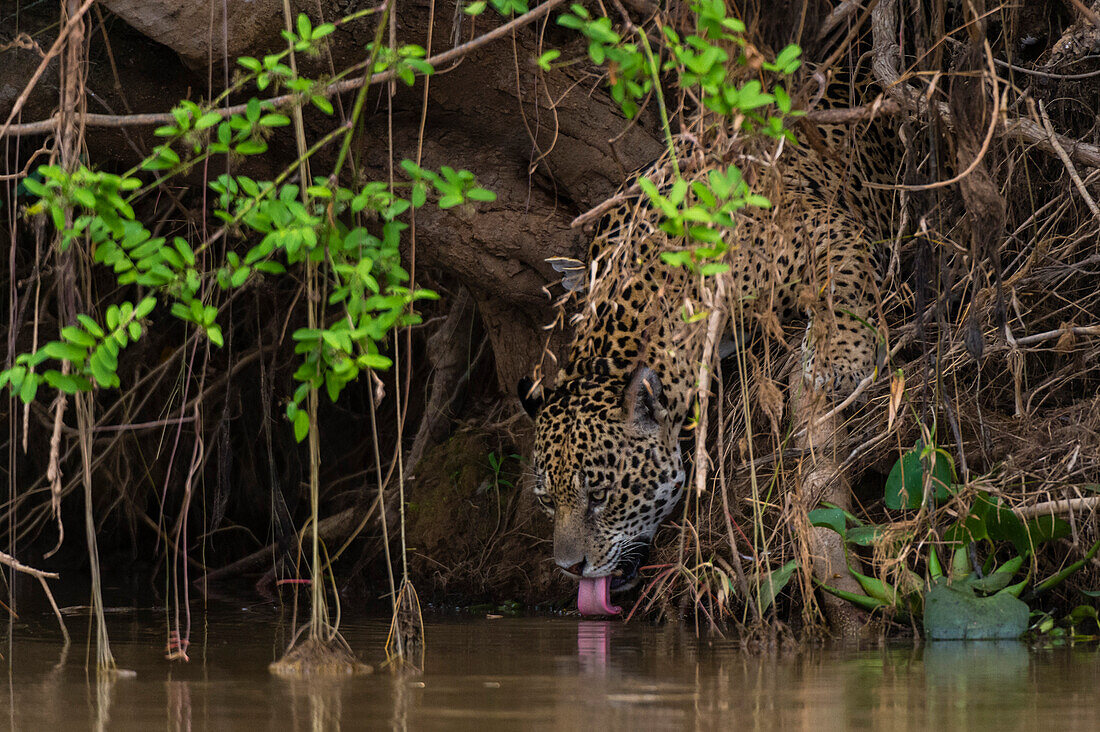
left=851, top=570, right=899, bottom=606
left=845, top=526, right=883, bottom=547
left=808, top=507, right=845, bottom=536
left=1025, top=515, right=1071, bottom=545
left=884, top=441, right=954, bottom=510
left=928, top=545, right=944, bottom=581
left=967, top=555, right=1024, bottom=594
left=973, top=493, right=1030, bottom=555
left=757, top=560, right=798, bottom=614
left=814, top=578, right=887, bottom=612
left=923, top=580, right=1029, bottom=640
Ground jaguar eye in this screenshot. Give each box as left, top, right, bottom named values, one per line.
left=589, top=487, right=608, bottom=504
left=536, top=493, right=554, bottom=510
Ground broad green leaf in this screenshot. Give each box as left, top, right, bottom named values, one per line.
left=884, top=440, right=955, bottom=510
left=808, top=507, right=845, bottom=536
left=924, top=580, right=1028, bottom=640
left=757, top=559, right=798, bottom=613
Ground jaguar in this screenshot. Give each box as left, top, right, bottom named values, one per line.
left=519, top=120, right=890, bottom=615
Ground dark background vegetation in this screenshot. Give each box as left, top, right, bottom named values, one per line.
left=2, top=0, right=1099, bottom=628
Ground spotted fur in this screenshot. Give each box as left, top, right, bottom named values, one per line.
left=520, top=123, right=892, bottom=590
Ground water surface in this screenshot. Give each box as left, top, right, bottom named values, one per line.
left=3, top=602, right=1099, bottom=730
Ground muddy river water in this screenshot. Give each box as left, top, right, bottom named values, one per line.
left=3, top=601, right=1100, bottom=730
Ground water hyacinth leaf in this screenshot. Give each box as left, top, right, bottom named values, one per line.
left=973, top=492, right=1030, bottom=555
left=924, top=580, right=1029, bottom=640
left=884, top=440, right=956, bottom=510
left=814, top=578, right=887, bottom=612
left=808, top=507, right=845, bottom=536
left=968, top=555, right=1024, bottom=594
left=845, top=525, right=883, bottom=547
left=997, top=577, right=1028, bottom=598
left=928, top=545, right=944, bottom=581
left=757, top=559, right=797, bottom=614
left=1025, top=514, right=1071, bottom=545
left=851, top=570, right=899, bottom=606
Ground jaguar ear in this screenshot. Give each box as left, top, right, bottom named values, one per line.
left=517, top=376, right=544, bottom=418
left=623, top=366, right=665, bottom=432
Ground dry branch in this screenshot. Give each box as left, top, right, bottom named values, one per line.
left=1, top=0, right=569, bottom=138
left=1014, top=497, right=1100, bottom=519
left=871, top=0, right=1100, bottom=169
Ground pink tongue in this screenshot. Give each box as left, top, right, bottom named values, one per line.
left=577, top=577, right=622, bottom=616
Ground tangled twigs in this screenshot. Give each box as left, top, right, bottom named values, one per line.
left=0, top=551, right=69, bottom=644
left=871, top=0, right=1100, bottom=170
left=0, top=0, right=97, bottom=141
left=1038, top=100, right=1100, bottom=223
left=1, top=0, right=570, bottom=139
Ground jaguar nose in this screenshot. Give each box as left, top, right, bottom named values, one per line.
left=559, top=559, right=587, bottom=577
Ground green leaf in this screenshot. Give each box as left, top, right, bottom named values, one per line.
left=757, top=559, right=798, bottom=613
left=173, top=237, right=195, bottom=266
left=466, top=187, right=496, bottom=202
left=973, top=492, right=1030, bottom=555
left=135, top=296, right=157, bottom=319
left=537, top=49, right=560, bottom=70
left=928, top=545, right=944, bottom=581
left=293, top=410, right=309, bottom=442
left=207, top=325, right=224, bottom=348
left=884, top=441, right=955, bottom=510
left=845, top=526, right=883, bottom=547
left=195, top=111, right=222, bottom=130
left=1025, top=514, right=1071, bottom=545
left=359, top=353, right=392, bottom=370
left=259, top=114, right=290, bottom=127
left=235, top=140, right=268, bottom=155
left=72, top=188, right=96, bottom=209
left=42, top=341, right=87, bottom=362
left=924, top=580, right=1029, bottom=640
left=968, top=555, right=1024, bottom=594
left=851, top=570, right=899, bottom=606
left=230, top=266, right=250, bottom=288
left=61, top=326, right=96, bottom=348
left=19, top=374, right=38, bottom=404
left=44, top=370, right=89, bottom=394
left=88, top=351, right=114, bottom=387
left=808, top=507, right=845, bottom=536
left=77, top=314, right=104, bottom=338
